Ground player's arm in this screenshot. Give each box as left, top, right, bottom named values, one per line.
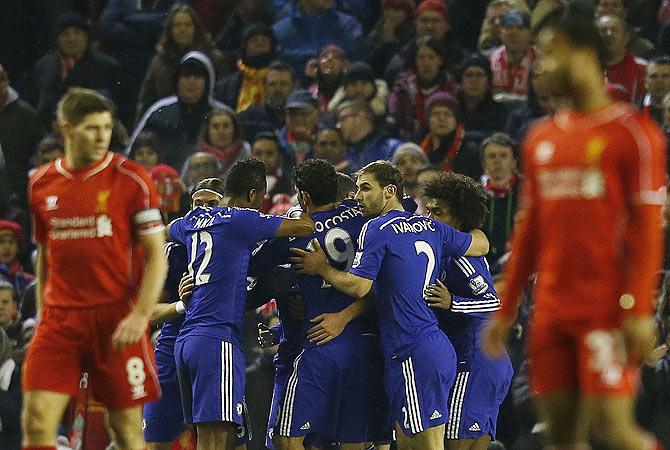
left=275, top=212, right=316, bottom=237
left=34, top=243, right=47, bottom=320
left=149, top=292, right=186, bottom=325
left=425, top=279, right=501, bottom=317
left=307, top=296, right=375, bottom=345
left=463, top=229, right=490, bottom=256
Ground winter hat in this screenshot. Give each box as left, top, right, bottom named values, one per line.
left=415, top=0, right=448, bottom=20
left=55, top=11, right=90, bottom=37
left=0, top=220, right=22, bottom=243
left=425, top=91, right=461, bottom=122
left=459, top=53, right=493, bottom=83
left=392, top=142, right=429, bottom=164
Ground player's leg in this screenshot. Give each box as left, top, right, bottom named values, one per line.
left=196, top=421, right=237, bottom=450
left=395, top=421, right=445, bottom=450
left=107, top=406, right=146, bottom=450
left=374, top=444, right=391, bottom=450
left=534, top=390, right=581, bottom=446
left=21, top=390, right=72, bottom=447
left=446, top=436, right=491, bottom=450
left=274, top=435, right=306, bottom=450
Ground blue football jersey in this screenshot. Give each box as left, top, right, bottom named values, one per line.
left=350, top=210, right=472, bottom=362
left=169, top=206, right=282, bottom=346
left=435, top=255, right=501, bottom=363
left=155, top=242, right=187, bottom=353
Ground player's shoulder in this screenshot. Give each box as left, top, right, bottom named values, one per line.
left=29, top=161, right=58, bottom=189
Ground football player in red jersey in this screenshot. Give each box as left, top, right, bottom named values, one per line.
left=483, top=13, right=666, bottom=450
left=23, top=88, right=168, bottom=450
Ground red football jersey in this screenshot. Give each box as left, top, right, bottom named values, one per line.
left=29, top=152, right=164, bottom=308
left=498, top=102, right=666, bottom=322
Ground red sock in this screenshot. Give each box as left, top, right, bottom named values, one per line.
left=22, top=447, right=56, bottom=450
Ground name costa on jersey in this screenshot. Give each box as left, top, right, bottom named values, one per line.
left=313, top=207, right=362, bottom=233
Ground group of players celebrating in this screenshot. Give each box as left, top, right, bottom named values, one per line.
left=20, top=11, right=668, bottom=450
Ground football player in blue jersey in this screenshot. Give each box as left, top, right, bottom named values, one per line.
left=422, top=172, right=513, bottom=450
left=290, top=161, right=489, bottom=450
left=166, top=159, right=314, bottom=450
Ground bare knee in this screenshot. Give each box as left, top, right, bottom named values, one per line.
left=107, top=410, right=145, bottom=450
left=21, top=393, right=69, bottom=445
left=274, top=435, right=305, bottom=450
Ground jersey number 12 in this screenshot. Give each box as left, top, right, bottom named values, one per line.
left=189, top=231, right=213, bottom=285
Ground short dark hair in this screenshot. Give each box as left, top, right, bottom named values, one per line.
left=225, top=158, right=267, bottom=198
left=480, top=132, right=517, bottom=160
left=422, top=172, right=489, bottom=231
left=192, top=177, right=226, bottom=197
left=545, top=12, right=609, bottom=70
left=338, top=98, right=374, bottom=121
left=358, top=160, right=404, bottom=202
left=252, top=131, right=280, bottom=148
left=267, top=60, right=295, bottom=79
left=57, top=87, right=113, bottom=125
left=336, top=172, right=357, bottom=201
left=294, top=159, right=338, bottom=207
left=130, top=130, right=166, bottom=162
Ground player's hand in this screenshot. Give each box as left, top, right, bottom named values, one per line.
left=482, top=317, right=514, bottom=359
left=307, top=311, right=348, bottom=345
left=178, top=272, right=194, bottom=304
left=112, top=309, right=149, bottom=351
left=424, top=279, right=452, bottom=310
left=289, top=239, right=329, bottom=276
left=621, top=316, right=657, bottom=363
left=257, top=323, right=278, bottom=348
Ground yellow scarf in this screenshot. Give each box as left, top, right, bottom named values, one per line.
left=236, top=59, right=268, bottom=113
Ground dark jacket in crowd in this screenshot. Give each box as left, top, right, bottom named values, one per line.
left=504, top=89, right=549, bottom=143
left=483, top=176, right=520, bottom=269
left=344, top=129, right=402, bottom=174
left=0, top=327, right=21, bottom=450
left=238, top=103, right=285, bottom=140
left=457, top=89, right=508, bottom=134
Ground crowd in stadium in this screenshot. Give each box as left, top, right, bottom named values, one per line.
left=2, top=0, right=670, bottom=449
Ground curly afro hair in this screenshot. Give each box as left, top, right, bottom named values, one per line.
left=422, top=172, right=489, bottom=231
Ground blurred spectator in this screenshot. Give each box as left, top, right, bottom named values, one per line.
left=216, top=0, right=275, bottom=62
left=328, top=61, right=389, bottom=118
left=307, top=45, right=348, bottom=112
left=389, top=37, right=457, bottom=141
left=641, top=56, right=670, bottom=125
left=98, top=0, right=173, bottom=127
left=239, top=61, right=296, bottom=139
left=594, top=0, right=654, bottom=57
left=384, top=0, right=466, bottom=86
left=597, top=14, right=647, bottom=104
left=128, top=130, right=166, bottom=171
left=251, top=132, right=295, bottom=213
left=489, top=9, right=535, bottom=105
left=214, top=23, right=277, bottom=113
left=338, top=99, right=402, bottom=173
left=135, top=4, right=229, bottom=119
left=364, top=0, right=416, bottom=79
left=0, top=221, right=33, bottom=300
left=28, top=138, right=65, bottom=177
left=314, top=127, right=350, bottom=172
left=0, top=325, right=21, bottom=450
left=198, top=108, right=251, bottom=179
left=181, top=152, right=221, bottom=197
left=150, top=164, right=185, bottom=218
left=32, top=12, right=126, bottom=128
left=392, top=143, right=429, bottom=201
left=478, top=0, right=515, bottom=53
left=505, top=65, right=554, bottom=143
left=279, top=89, right=320, bottom=166
left=0, top=64, right=43, bottom=212
left=456, top=53, right=507, bottom=133
left=0, top=148, right=8, bottom=218
left=0, top=279, right=35, bottom=366
left=272, top=0, right=363, bottom=78
left=479, top=132, right=519, bottom=268
left=129, top=51, right=229, bottom=171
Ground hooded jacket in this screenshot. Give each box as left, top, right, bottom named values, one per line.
left=128, top=51, right=232, bottom=171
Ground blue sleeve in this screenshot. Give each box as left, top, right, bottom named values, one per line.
left=232, top=209, right=283, bottom=247
left=350, top=220, right=386, bottom=281
left=163, top=244, right=187, bottom=299
left=168, top=216, right=187, bottom=244
left=445, top=257, right=501, bottom=317
left=439, top=221, right=472, bottom=258
left=248, top=238, right=290, bottom=277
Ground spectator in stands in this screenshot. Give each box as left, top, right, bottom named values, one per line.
left=480, top=133, right=519, bottom=268
left=328, top=61, right=389, bottom=118
left=392, top=143, right=429, bottom=202
left=364, top=0, right=416, bottom=79
left=0, top=64, right=43, bottom=212
left=272, top=0, right=363, bottom=79
left=478, top=0, right=515, bottom=53
left=251, top=132, right=295, bottom=213
left=489, top=9, right=535, bottom=105
left=129, top=51, right=229, bottom=171
left=594, top=0, right=654, bottom=57
left=389, top=37, right=457, bottom=141
left=214, top=23, right=277, bottom=113
left=307, top=44, right=348, bottom=112
left=314, top=127, right=350, bottom=173
left=597, top=14, right=647, bottom=103
left=198, top=108, right=251, bottom=179
left=384, top=0, right=466, bottom=86
left=181, top=152, right=221, bottom=199
left=456, top=53, right=508, bottom=134
left=151, top=163, right=185, bottom=219
left=128, top=131, right=166, bottom=171
left=505, top=65, right=554, bottom=142
left=0, top=325, right=21, bottom=450
left=136, top=3, right=229, bottom=119
left=0, top=279, right=35, bottom=366
left=239, top=60, right=296, bottom=139
left=32, top=11, right=126, bottom=128
left=641, top=56, right=670, bottom=125
left=278, top=89, right=320, bottom=166
left=338, top=99, right=402, bottom=173
left=0, top=221, right=33, bottom=300
left=33, top=138, right=64, bottom=168
left=215, top=0, right=275, bottom=63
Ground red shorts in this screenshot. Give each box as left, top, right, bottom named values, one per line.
left=23, top=302, right=160, bottom=410
left=527, top=313, right=639, bottom=397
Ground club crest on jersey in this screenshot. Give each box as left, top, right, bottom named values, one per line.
left=535, top=141, right=554, bottom=164
left=96, top=190, right=111, bottom=213
left=45, top=195, right=59, bottom=211
left=585, top=136, right=606, bottom=164
left=468, top=275, right=489, bottom=295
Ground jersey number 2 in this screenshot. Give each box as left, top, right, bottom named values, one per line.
left=415, top=241, right=436, bottom=291
left=189, top=231, right=213, bottom=285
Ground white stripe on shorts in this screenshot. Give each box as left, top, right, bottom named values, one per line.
left=447, top=371, right=470, bottom=439
left=221, top=341, right=233, bottom=422
left=279, top=350, right=304, bottom=436
left=401, top=357, right=424, bottom=434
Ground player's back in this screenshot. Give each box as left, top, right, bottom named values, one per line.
left=170, top=206, right=282, bottom=347
left=524, top=103, right=666, bottom=318
left=155, top=242, right=187, bottom=356
left=29, top=153, right=162, bottom=308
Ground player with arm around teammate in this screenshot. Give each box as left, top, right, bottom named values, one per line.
left=422, top=172, right=513, bottom=450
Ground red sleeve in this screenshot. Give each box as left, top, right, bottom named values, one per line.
left=620, top=116, right=667, bottom=316
left=28, top=170, right=48, bottom=244
left=120, top=161, right=164, bottom=236
left=495, top=134, right=541, bottom=323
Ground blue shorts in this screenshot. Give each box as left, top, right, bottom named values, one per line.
left=266, top=360, right=292, bottom=449
left=386, top=331, right=456, bottom=436
left=143, top=346, right=183, bottom=442
left=446, top=351, right=513, bottom=440
left=174, top=335, right=247, bottom=426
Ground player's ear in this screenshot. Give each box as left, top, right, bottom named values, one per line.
left=385, top=184, right=396, bottom=199
left=247, top=189, right=256, bottom=204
